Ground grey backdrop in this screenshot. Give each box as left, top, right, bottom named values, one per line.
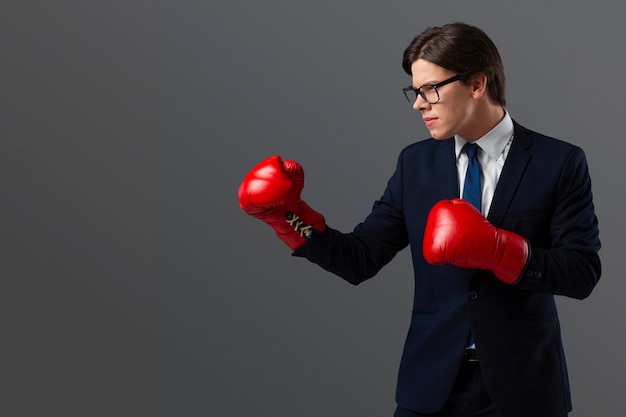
left=1, top=1, right=624, bottom=416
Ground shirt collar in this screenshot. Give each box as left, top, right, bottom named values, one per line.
left=454, top=109, right=514, bottom=161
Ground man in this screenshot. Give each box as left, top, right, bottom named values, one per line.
left=238, top=22, right=601, bottom=417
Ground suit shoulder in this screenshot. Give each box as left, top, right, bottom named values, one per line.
left=399, top=137, right=450, bottom=159
left=514, top=121, right=583, bottom=153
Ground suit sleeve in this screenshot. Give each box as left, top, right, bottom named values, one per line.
left=515, top=146, right=601, bottom=299
left=292, top=151, right=410, bottom=285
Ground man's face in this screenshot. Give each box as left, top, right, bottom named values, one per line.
left=409, top=59, right=478, bottom=140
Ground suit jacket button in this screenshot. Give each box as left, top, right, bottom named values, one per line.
left=468, top=291, right=478, bottom=301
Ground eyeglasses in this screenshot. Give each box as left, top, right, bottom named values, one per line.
left=402, top=73, right=468, bottom=105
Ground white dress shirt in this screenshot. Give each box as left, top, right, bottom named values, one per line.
left=455, top=110, right=514, bottom=217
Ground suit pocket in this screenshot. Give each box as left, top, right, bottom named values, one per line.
left=512, top=314, right=559, bottom=323
left=504, top=208, right=543, bottom=218
left=499, top=209, right=549, bottom=242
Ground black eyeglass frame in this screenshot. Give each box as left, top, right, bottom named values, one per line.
left=402, top=73, right=470, bottom=105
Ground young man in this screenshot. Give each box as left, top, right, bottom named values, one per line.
left=238, top=22, right=601, bottom=417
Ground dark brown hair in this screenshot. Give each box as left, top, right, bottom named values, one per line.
left=402, top=22, right=506, bottom=106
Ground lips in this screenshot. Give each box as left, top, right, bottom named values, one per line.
left=423, top=117, right=437, bottom=127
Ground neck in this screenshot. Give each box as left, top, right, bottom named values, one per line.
left=464, top=105, right=505, bottom=142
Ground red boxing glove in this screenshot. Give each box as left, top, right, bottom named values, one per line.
left=238, top=155, right=325, bottom=250
left=423, top=198, right=529, bottom=284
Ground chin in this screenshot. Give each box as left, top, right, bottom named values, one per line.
left=429, top=130, right=449, bottom=140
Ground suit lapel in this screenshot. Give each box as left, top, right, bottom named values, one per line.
left=436, top=138, right=460, bottom=200
left=487, top=121, right=533, bottom=227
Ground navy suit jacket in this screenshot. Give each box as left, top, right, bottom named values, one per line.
left=294, top=121, right=601, bottom=417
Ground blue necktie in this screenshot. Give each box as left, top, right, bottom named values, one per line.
left=463, top=143, right=481, bottom=212
left=463, top=143, right=481, bottom=349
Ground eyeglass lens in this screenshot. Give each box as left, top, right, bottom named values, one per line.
left=405, top=86, right=439, bottom=104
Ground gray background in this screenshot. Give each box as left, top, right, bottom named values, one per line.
left=1, top=1, right=623, bottom=416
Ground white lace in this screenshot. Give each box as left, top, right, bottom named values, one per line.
left=285, top=212, right=313, bottom=238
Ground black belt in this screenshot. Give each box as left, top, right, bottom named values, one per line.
left=464, top=348, right=479, bottom=362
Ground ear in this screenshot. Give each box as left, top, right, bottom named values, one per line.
left=470, top=73, right=489, bottom=99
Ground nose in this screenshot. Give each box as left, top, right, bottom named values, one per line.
left=412, top=94, right=430, bottom=111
